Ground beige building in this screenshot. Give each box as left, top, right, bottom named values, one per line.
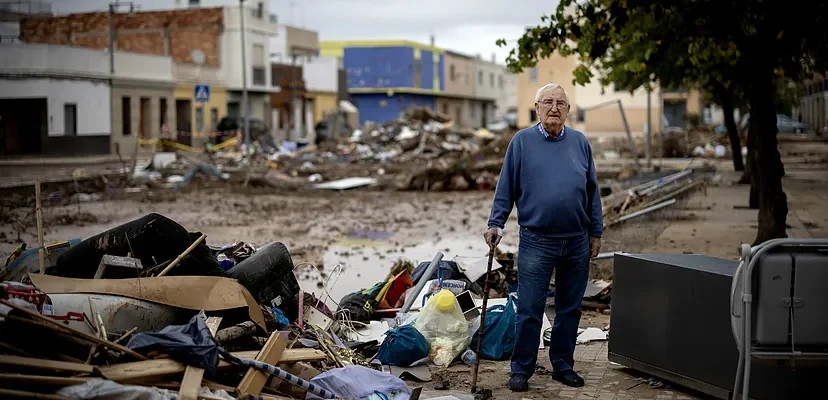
left=440, top=51, right=484, bottom=129
left=517, top=53, right=673, bottom=138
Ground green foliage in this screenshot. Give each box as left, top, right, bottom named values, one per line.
left=498, top=1, right=828, bottom=97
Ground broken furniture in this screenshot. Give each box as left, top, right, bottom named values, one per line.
left=730, top=238, right=828, bottom=400
left=609, top=253, right=828, bottom=400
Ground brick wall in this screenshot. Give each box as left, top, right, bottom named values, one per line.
left=20, top=8, right=223, bottom=65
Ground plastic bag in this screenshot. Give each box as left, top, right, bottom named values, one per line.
left=376, top=325, right=430, bottom=367
left=126, top=311, right=218, bottom=375
left=470, top=296, right=516, bottom=361
left=414, top=289, right=469, bottom=367
left=307, top=365, right=411, bottom=400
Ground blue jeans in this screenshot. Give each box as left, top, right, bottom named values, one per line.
left=510, top=228, right=590, bottom=378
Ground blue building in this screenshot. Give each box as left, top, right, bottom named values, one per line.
left=320, top=40, right=448, bottom=125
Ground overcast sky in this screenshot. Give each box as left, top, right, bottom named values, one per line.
left=52, top=0, right=558, bottom=64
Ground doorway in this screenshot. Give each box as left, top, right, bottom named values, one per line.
left=0, top=98, right=46, bottom=156
left=140, top=97, right=151, bottom=139
left=175, top=99, right=192, bottom=145
left=663, top=100, right=687, bottom=128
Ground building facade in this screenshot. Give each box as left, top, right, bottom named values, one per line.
left=270, top=24, right=321, bottom=141
left=516, top=53, right=663, bottom=138
left=220, top=3, right=279, bottom=128
left=800, top=75, right=826, bottom=131
left=321, top=40, right=447, bottom=126
left=0, top=43, right=111, bottom=156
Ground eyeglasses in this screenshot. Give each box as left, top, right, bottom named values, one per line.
left=538, top=100, right=568, bottom=110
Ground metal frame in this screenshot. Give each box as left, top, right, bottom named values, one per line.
left=731, top=238, right=828, bottom=400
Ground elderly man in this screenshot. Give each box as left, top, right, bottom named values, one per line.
left=484, top=83, right=603, bottom=391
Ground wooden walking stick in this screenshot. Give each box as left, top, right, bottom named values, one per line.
left=470, top=244, right=497, bottom=394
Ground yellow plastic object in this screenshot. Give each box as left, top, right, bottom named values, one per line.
left=435, top=289, right=456, bottom=312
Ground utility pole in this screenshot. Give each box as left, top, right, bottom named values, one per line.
left=108, top=2, right=136, bottom=75
left=239, top=0, right=250, bottom=149
left=646, top=88, right=652, bottom=169
left=291, top=54, right=298, bottom=140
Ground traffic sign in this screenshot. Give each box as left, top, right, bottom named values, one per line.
left=194, top=85, right=210, bottom=103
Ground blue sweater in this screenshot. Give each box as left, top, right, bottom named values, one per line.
left=487, top=125, right=604, bottom=238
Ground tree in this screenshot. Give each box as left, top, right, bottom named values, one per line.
left=499, top=0, right=828, bottom=244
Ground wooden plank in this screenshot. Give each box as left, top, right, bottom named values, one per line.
left=0, top=299, right=148, bottom=360
left=0, top=387, right=66, bottom=399
left=236, top=331, right=288, bottom=396
left=0, top=373, right=90, bottom=387
left=98, top=348, right=326, bottom=383
left=179, top=316, right=222, bottom=400
left=0, top=355, right=95, bottom=375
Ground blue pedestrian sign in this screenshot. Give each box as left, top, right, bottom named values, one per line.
left=194, top=85, right=210, bottom=103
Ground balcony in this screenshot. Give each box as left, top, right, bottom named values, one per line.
left=252, top=67, right=266, bottom=86
left=172, top=62, right=223, bottom=84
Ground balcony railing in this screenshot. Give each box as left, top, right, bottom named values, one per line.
left=252, top=67, right=266, bottom=85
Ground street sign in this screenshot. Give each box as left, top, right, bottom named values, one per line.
left=194, top=85, right=210, bottom=103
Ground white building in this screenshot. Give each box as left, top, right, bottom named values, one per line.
left=0, top=43, right=111, bottom=156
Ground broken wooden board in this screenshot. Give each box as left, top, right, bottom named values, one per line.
left=98, top=348, right=327, bottom=383
left=179, top=316, right=222, bottom=400
left=0, top=373, right=90, bottom=387
left=0, top=355, right=95, bottom=375
left=236, top=331, right=287, bottom=396
left=0, top=299, right=147, bottom=360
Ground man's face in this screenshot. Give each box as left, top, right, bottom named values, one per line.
left=535, top=88, right=570, bottom=128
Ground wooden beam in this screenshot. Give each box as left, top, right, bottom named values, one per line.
left=0, top=355, right=95, bottom=375
left=236, top=331, right=288, bottom=396
left=0, top=299, right=148, bottom=360
left=0, top=387, right=67, bottom=399
left=179, top=316, right=222, bottom=400
left=0, top=373, right=90, bottom=387
left=98, top=348, right=326, bottom=383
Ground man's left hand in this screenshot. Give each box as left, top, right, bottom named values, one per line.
left=589, top=236, right=601, bottom=259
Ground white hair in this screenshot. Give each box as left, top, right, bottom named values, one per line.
left=535, top=83, right=569, bottom=104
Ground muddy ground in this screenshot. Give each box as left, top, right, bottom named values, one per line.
left=0, top=187, right=677, bottom=300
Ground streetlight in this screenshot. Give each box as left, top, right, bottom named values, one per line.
left=108, top=1, right=137, bottom=75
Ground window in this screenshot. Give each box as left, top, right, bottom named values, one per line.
left=528, top=67, right=537, bottom=83
left=255, top=2, right=264, bottom=18
left=195, top=106, right=204, bottom=133
left=530, top=109, right=537, bottom=123
left=471, top=104, right=476, bottom=117
left=499, top=75, right=504, bottom=89
left=210, top=108, right=218, bottom=132
left=63, top=103, right=77, bottom=135
left=478, top=71, right=483, bottom=85
left=159, top=98, right=168, bottom=130
left=253, top=44, right=266, bottom=85
left=188, top=0, right=200, bottom=6
left=122, top=97, right=132, bottom=135
left=442, top=103, right=449, bottom=114
left=490, top=73, right=494, bottom=87
left=450, top=65, right=456, bottom=81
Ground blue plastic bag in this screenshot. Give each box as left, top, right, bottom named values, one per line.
left=470, top=296, right=517, bottom=361
left=376, top=325, right=429, bottom=367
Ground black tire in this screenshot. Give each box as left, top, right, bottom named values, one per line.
left=227, top=242, right=300, bottom=322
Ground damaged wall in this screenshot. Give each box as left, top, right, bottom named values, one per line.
left=20, top=7, right=223, bottom=66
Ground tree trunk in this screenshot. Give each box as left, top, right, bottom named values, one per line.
left=749, top=77, right=788, bottom=245
left=720, top=91, right=744, bottom=171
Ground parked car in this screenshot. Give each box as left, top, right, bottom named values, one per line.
left=776, top=114, right=807, bottom=134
